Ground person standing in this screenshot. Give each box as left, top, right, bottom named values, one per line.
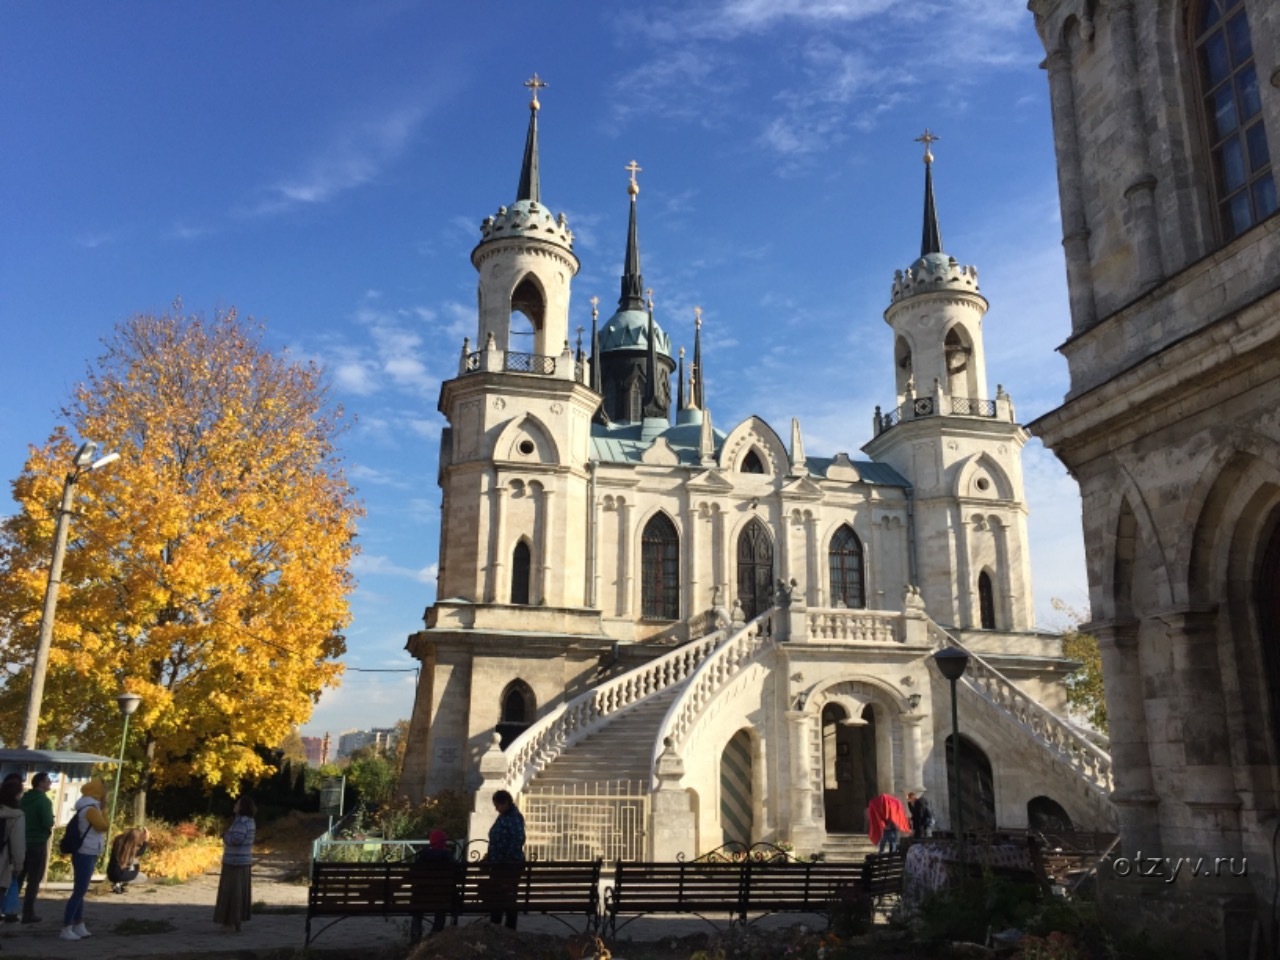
left=485, top=790, right=525, bottom=929
left=0, top=773, right=22, bottom=922
left=866, top=792, right=910, bottom=854
left=907, top=791, right=934, bottom=839
left=61, top=777, right=108, bottom=941
left=18, top=772, right=53, bottom=924
left=213, top=795, right=256, bottom=933
left=0, top=779, right=27, bottom=926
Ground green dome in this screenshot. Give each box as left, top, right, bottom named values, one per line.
left=598, top=308, right=673, bottom=357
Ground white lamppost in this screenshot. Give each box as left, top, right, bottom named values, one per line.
left=20, top=440, right=119, bottom=749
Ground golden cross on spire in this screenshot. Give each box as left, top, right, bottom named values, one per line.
left=524, top=73, right=548, bottom=110
left=625, top=159, right=642, bottom=198
left=589, top=295, right=599, bottom=319
left=694, top=305, right=703, bottom=329
left=915, top=128, right=939, bottom=165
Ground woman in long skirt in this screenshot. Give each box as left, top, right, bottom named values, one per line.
left=213, top=794, right=255, bottom=932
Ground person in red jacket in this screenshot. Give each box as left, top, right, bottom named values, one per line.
left=866, top=793, right=911, bottom=854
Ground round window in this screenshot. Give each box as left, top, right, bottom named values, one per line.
left=976, top=477, right=991, bottom=492
left=518, top=439, right=536, bottom=456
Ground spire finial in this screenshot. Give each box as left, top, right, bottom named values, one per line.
left=524, top=73, right=548, bottom=111
left=589, top=295, right=603, bottom=395
left=589, top=295, right=599, bottom=320
left=646, top=287, right=654, bottom=311
left=618, top=169, right=646, bottom=311
left=915, top=129, right=943, bottom=256
left=516, top=74, right=546, bottom=203
left=625, top=159, right=642, bottom=199
left=692, top=306, right=705, bottom=410
left=694, top=305, right=702, bottom=330
left=915, top=128, right=939, bottom=165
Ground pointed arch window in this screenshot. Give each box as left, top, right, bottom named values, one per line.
left=641, top=513, right=680, bottom=620
left=511, top=540, right=532, bottom=605
left=829, top=525, right=866, bottom=609
left=629, top=379, right=644, bottom=423
left=978, top=570, right=996, bottom=629
left=510, top=276, right=545, bottom=352
left=496, top=680, right=536, bottom=749
left=1192, top=0, right=1276, bottom=239
left=741, top=450, right=765, bottom=474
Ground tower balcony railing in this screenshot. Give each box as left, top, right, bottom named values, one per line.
left=873, top=389, right=1013, bottom=436
left=458, top=339, right=590, bottom=385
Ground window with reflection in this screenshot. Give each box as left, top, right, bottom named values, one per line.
left=1193, top=0, right=1276, bottom=239
left=641, top=513, right=680, bottom=619
left=828, top=525, right=866, bottom=609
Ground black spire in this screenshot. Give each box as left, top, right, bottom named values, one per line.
left=589, top=297, right=602, bottom=393
left=619, top=161, right=645, bottom=311
left=643, top=294, right=658, bottom=410
left=677, top=348, right=686, bottom=410
left=692, top=308, right=705, bottom=410
left=917, top=129, right=943, bottom=256
left=516, top=74, right=547, bottom=203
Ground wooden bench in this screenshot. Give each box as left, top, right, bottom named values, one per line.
left=861, top=852, right=906, bottom=911
left=306, top=858, right=602, bottom=945
left=603, top=857, right=863, bottom=935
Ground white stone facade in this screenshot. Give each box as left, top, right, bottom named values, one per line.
left=399, top=95, right=1114, bottom=861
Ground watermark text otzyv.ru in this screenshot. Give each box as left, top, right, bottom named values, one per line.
left=1109, top=852, right=1248, bottom=883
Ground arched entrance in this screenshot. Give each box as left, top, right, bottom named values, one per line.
left=719, top=729, right=754, bottom=845
left=1256, top=509, right=1280, bottom=750
left=737, top=519, right=774, bottom=621
left=945, top=734, right=997, bottom=833
left=822, top=703, right=878, bottom=833
left=1027, top=796, right=1073, bottom=834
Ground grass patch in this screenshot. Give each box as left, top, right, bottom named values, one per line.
left=112, top=917, right=177, bottom=936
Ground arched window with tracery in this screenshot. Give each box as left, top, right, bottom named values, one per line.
left=978, top=570, right=997, bottom=629
left=511, top=540, right=532, bottom=605
left=1192, top=0, right=1276, bottom=239
left=828, top=525, right=866, bottom=609
left=641, top=513, right=680, bottom=620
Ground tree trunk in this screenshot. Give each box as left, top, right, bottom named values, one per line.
left=132, top=735, right=156, bottom=824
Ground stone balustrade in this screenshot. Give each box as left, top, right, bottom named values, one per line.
left=805, top=608, right=900, bottom=643
left=502, top=626, right=727, bottom=794
left=928, top=622, right=1114, bottom=799
left=651, top=610, right=778, bottom=784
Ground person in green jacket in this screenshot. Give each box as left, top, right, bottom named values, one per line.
left=18, top=772, right=53, bottom=925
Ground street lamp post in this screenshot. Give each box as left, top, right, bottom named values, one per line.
left=20, top=441, right=119, bottom=749
left=932, top=646, right=970, bottom=874
left=105, top=692, right=143, bottom=865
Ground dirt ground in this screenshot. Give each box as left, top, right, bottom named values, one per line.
left=0, top=813, right=928, bottom=960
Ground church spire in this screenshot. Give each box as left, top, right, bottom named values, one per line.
left=618, top=161, right=646, bottom=312
left=692, top=306, right=705, bottom=410
left=589, top=296, right=602, bottom=393
left=643, top=288, right=658, bottom=412
left=677, top=347, right=686, bottom=411
left=916, top=128, right=942, bottom=256
left=516, top=74, right=547, bottom=203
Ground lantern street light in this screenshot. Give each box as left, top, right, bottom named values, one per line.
left=104, top=692, right=143, bottom=864
left=932, top=646, right=970, bottom=872
left=20, top=440, right=120, bottom=749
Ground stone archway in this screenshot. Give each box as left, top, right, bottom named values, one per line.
left=821, top=703, right=878, bottom=833
left=946, top=733, right=997, bottom=833
left=719, top=729, right=754, bottom=845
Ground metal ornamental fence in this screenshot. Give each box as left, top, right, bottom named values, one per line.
left=521, top=779, right=649, bottom=863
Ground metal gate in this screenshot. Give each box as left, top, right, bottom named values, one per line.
left=521, top=780, right=650, bottom=862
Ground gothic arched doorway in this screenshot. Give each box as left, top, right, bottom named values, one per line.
left=737, top=519, right=774, bottom=621
left=945, top=734, right=997, bottom=833
left=822, top=703, right=877, bottom=833
left=1027, top=795, right=1073, bottom=834
left=719, top=729, right=754, bottom=845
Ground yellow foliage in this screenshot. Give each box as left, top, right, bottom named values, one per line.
left=0, top=306, right=362, bottom=795
left=140, top=838, right=224, bottom=882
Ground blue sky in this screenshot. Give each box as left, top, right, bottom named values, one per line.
left=1, top=1, right=1085, bottom=740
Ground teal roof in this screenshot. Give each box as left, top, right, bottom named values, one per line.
left=598, top=308, right=673, bottom=358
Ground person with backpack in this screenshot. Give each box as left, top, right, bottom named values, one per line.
left=0, top=778, right=27, bottom=924
left=18, top=772, right=54, bottom=924
left=60, top=777, right=108, bottom=941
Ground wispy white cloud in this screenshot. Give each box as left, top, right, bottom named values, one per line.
left=75, top=230, right=119, bottom=249
left=352, top=554, right=438, bottom=584
left=239, top=101, right=430, bottom=217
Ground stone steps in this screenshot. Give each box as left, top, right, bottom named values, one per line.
left=822, top=835, right=878, bottom=861
left=526, top=687, right=681, bottom=790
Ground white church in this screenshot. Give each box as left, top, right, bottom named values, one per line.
left=398, top=79, right=1116, bottom=860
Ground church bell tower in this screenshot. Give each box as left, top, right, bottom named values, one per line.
left=863, top=132, right=1035, bottom=634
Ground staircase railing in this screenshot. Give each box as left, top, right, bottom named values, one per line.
left=927, top=621, right=1113, bottom=800
left=503, top=627, right=728, bottom=795
left=650, top=609, right=779, bottom=787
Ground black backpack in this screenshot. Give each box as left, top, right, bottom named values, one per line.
left=59, top=809, right=84, bottom=855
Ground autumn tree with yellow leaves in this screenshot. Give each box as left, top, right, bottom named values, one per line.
left=0, top=307, right=361, bottom=817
